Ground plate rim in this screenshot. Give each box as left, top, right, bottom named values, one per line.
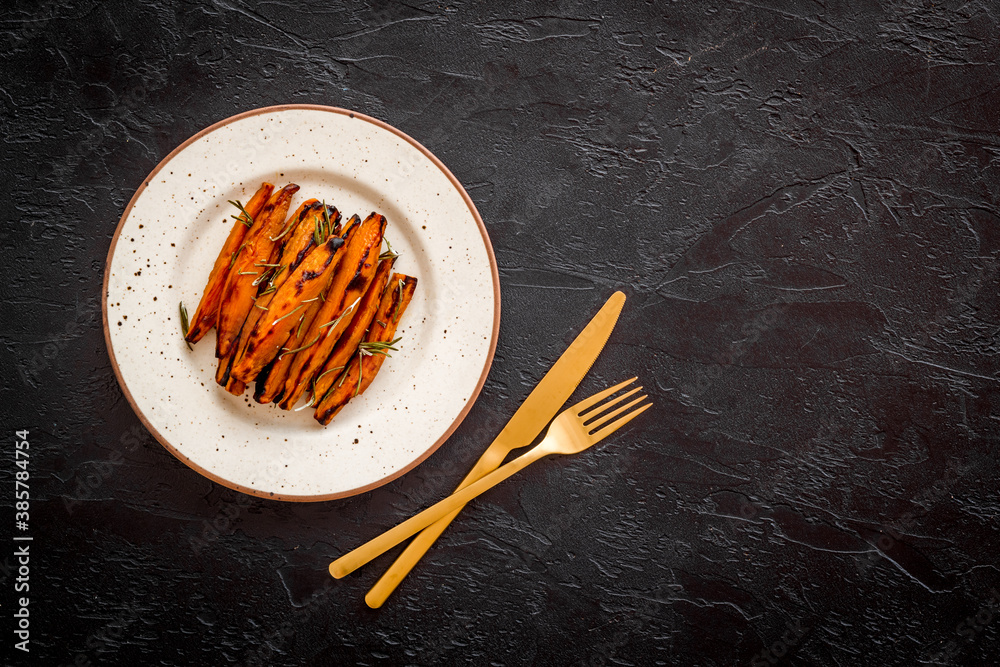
left=102, top=104, right=501, bottom=502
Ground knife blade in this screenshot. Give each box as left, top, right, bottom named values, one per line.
left=360, top=290, right=626, bottom=607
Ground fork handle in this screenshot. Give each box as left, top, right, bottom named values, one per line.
left=365, top=452, right=504, bottom=607
left=330, top=444, right=550, bottom=579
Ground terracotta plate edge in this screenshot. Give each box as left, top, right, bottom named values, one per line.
left=101, top=103, right=502, bottom=502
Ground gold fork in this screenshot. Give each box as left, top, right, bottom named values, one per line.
left=330, top=378, right=650, bottom=579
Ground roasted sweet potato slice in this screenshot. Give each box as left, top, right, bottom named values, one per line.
left=253, top=300, right=322, bottom=404
left=310, top=256, right=396, bottom=402
left=229, top=233, right=347, bottom=383
left=314, top=273, right=417, bottom=425
left=215, top=346, right=233, bottom=386
left=228, top=201, right=330, bottom=371
left=225, top=376, right=246, bottom=396
left=277, top=212, right=386, bottom=409
left=186, top=183, right=274, bottom=343
left=215, top=184, right=299, bottom=358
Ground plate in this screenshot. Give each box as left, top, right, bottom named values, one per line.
left=103, top=105, right=500, bottom=501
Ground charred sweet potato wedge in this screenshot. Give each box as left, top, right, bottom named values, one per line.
left=314, top=273, right=417, bottom=424
left=229, top=233, right=347, bottom=383
left=253, top=299, right=323, bottom=404
left=186, top=183, right=274, bottom=343
left=225, top=376, right=246, bottom=396
left=277, top=213, right=386, bottom=409
left=215, top=184, right=299, bottom=358
left=311, top=256, right=396, bottom=402
left=228, top=201, right=328, bottom=372
left=215, top=346, right=233, bottom=386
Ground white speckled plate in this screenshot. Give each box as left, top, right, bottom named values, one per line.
left=103, top=105, right=500, bottom=501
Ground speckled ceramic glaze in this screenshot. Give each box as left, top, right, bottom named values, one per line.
left=103, top=105, right=500, bottom=501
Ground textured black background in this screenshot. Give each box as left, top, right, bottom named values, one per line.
left=2, top=1, right=999, bottom=665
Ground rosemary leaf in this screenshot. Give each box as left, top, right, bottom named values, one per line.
left=179, top=302, right=193, bottom=350
left=272, top=303, right=305, bottom=325
left=228, top=200, right=254, bottom=228
left=279, top=334, right=320, bottom=359
left=355, top=349, right=363, bottom=396
left=268, top=264, right=286, bottom=288
left=358, top=337, right=401, bottom=358
left=322, top=200, right=333, bottom=239
left=269, top=214, right=297, bottom=241
left=229, top=241, right=246, bottom=269
left=379, top=236, right=398, bottom=261
left=316, top=366, right=345, bottom=383
left=318, top=298, right=360, bottom=330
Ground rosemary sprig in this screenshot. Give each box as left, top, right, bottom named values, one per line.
left=322, top=201, right=333, bottom=239
left=272, top=303, right=305, bottom=325
left=313, top=203, right=331, bottom=246
left=358, top=337, right=401, bottom=358
left=379, top=236, right=398, bottom=261
left=393, top=278, right=405, bottom=323
left=228, top=200, right=254, bottom=228
left=179, top=302, right=193, bottom=350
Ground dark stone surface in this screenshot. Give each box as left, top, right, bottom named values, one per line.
left=2, top=1, right=999, bottom=665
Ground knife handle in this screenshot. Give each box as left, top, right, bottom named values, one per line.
left=364, top=451, right=504, bottom=607
left=330, top=445, right=549, bottom=579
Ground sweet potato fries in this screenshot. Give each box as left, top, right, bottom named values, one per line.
left=181, top=183, right=417, bottom=425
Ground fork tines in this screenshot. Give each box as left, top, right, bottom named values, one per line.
left=577, top=377, right=651, bottom=436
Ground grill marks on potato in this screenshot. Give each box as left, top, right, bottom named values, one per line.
left=314, top=273, right=417, bottom=425
left=185, top=189, right=417, bottom=424
left=187, top=182, right=275, bottom=343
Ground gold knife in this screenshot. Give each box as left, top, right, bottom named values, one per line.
left=359, top=290, right=626, bottom=607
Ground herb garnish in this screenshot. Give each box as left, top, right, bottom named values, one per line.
left=229, top=241, right=247, bottom=269
left=280, top=334, right=320, bottom=359
left=228, top=200, right=254, bottom=228
left=179, top=302, right=193, bottom=350
left=318, top=298, right=360, bottom=330
left=358, top=337, right=401, bottom=357
left=272, top=303, right=305, bottom=325
left=379, top=236, right=399, bottom=261
left=322, top=201, right=334, bottom=239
